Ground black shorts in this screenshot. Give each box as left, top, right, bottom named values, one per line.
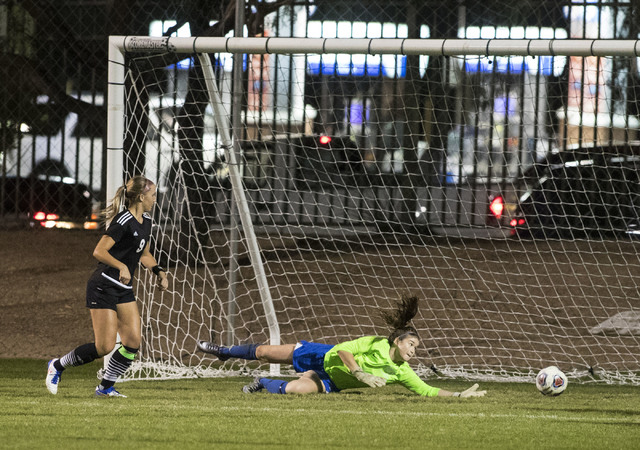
left=86, top=273, right=136, bottom=311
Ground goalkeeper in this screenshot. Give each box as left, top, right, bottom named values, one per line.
left=197, top=294, right=486, bottom=398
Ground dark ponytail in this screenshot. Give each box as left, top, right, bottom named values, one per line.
left=382, top=294, right=420, bottom=345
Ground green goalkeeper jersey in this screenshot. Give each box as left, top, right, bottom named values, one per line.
left=323, top=336, right=440, bottom=397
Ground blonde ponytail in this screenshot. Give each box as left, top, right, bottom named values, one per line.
left=101, top=175, right=154, bottom=226
left=101, top=185, right=126, bottom=225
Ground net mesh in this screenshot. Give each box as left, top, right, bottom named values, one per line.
left=116, top=42, right=640, bottom=384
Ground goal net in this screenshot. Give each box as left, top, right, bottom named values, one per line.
left=107, top=36, right=640, bottom=384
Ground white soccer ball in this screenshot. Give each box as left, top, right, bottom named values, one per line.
left=536, top=366, right=568, bottom=396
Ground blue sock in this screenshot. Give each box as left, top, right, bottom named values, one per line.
left=260, top=378, right=288, bottom=394
left=226, top=344, right=261, bottom=360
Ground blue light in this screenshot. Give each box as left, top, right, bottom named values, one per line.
left=307, top=55, right=406, bottom=78
left=463, top=56, right=554, bottom=75
left=176, top=57, right=193, bottom=70
left=168, top=55, right=228, bottom=71
left=365, top=62, right=380, bottom=77
left=350, top=102, right=363, bottom=124
left=494, top=96, right=517, bottom=117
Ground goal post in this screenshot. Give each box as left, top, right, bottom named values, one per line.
left=195, top=52, right=281, bottom=372
left=107, top=35, right=640, bottom=384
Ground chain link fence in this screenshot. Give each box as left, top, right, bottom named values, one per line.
left=1, top=0, right=638, bottom=229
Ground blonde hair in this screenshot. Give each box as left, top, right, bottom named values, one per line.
left=102, top=175, right=155, bottom=224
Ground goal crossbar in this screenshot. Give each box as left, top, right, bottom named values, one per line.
left=112, top=36, right=640, bottom=58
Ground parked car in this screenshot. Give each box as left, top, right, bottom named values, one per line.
left=292, top=135, right=365, bottom=188
left=510, top=142, right=640, bottom=239
left=1, top=175, right=96, bottom=229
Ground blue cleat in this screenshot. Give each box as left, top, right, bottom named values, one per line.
left=45, top=359, right=62, bottom=395
left=95, top=386, right=127, bottom=398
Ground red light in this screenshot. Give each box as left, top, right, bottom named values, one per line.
left=489, top=196, right=504, bottom=219
left=46, top=213, right=60, bottom=221
left=33, top=211, right=46, bottom=221
left=518, top=218, right=526, bottom=225
left=510, top=219, right=518, bottom=227
left=319, top=135, right=332, bottom=145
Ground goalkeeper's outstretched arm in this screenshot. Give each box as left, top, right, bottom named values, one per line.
left=437, top=384, right=486, bottom=398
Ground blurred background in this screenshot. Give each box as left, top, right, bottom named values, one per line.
left=1, top=0, right=639, bottom=233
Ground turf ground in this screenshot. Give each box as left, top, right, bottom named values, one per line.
left=1, top=359, right=639, bottom=449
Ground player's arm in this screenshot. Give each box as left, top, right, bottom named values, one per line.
left=397, top=365, right=486, bottom=398
left=140, top=242, right=168, bottom=291
left=404, top=369, right=484, bottom=397
left=336, top=350, right=360, bottom=373
left=93, top=235, right=132, bottom=284
left=437, top=384, right=486, bottom=398
left=337, top=349, right=386, bottom=388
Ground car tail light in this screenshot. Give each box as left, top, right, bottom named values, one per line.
left=34, top=212, right=60, bottom=221
left=319, top=135, right=332, bottom=145
left=489, top=196, right=504, bottom=219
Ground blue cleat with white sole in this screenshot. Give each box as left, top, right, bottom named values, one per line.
left=45, top=359, right=62, bottom=395
left=95, top=386, right=127, bottom=398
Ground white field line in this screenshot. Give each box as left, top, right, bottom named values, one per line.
left=215, top=405, right=636, bottom=424
left=7, top=400, right=638, bottom=425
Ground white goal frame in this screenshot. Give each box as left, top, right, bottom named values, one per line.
left=106, top=36, right=640, bottom=382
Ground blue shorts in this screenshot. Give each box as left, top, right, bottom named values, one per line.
left=292, top=341, right=340, bottom=393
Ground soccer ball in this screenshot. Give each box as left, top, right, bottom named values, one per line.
left=536, top=366, right=568, bottom=396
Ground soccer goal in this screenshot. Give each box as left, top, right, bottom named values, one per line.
left=107, top=35, right=640, bottom=384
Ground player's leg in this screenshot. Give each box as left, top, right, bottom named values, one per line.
left=255, top=344, right=295, bottom=363
left=45, top=309, right=114, bottom=395
left=197, top=340, right=296, bottom=364
left=45, top=279, right=117, bottom=395
left=96, top=301, right=141, bottom=397
left=242, top=370, right=323, bottom=395
left=91, top=308, right=120, bottom=355
left=284, top=370, right=325, bottom=394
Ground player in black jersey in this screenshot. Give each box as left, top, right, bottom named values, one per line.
left=46, top=175, right=169, bottom=397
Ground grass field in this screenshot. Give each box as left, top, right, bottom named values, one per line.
left=1, top=359, right=639, bottom=449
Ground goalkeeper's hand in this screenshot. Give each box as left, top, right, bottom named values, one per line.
left=353, top=369, right=387, bottom=388
left=453, top=383, right=486, bottom=398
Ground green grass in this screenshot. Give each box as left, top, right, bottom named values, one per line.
left=1, top=359, right=639, bottom=449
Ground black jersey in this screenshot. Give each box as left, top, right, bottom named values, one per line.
left=93, top=210, right=152, bottom=289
